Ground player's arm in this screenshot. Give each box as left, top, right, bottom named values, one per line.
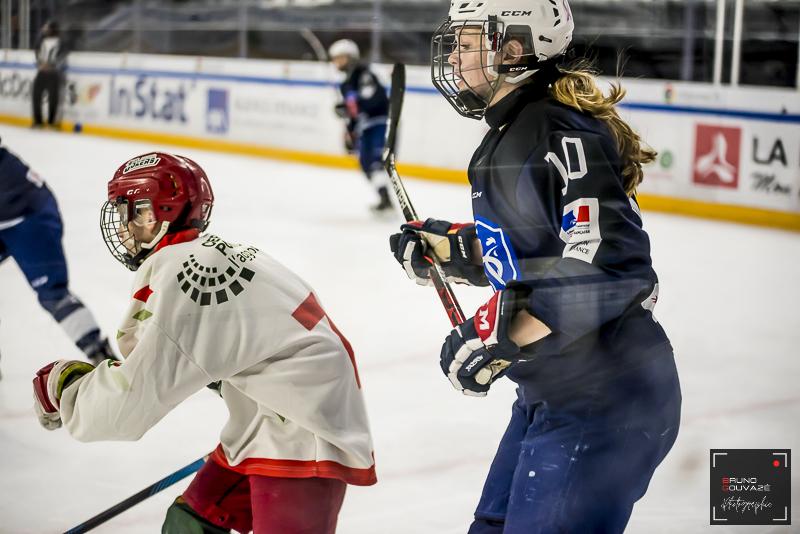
left=33, top=320, right=214, bottom=441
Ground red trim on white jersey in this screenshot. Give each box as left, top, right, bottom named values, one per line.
left=210, top=445, right=377, bottom=486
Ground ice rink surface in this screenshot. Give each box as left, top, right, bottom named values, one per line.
left=0, top=124, right=798, bottom=533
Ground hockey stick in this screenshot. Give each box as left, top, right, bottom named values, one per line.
left=63, top=457, right=206, bottom=534
left=382, top=64, right=510, bottom=385
left=383, top=63, right=465, bottom=328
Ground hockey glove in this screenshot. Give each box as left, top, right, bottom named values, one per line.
left=344, top=130, right=356, bottom=154
left=32, top=360, right=94, bottom=430
left=389, top=219, right=488, bottom=286
left=440, top=290, right=527, bottom=396
left=334, top=102, right=348, bottom=119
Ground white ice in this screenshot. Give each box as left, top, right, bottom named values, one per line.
left=0, top=124, right=798, bottom=534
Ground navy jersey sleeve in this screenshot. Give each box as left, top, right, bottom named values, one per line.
left=338, top=71, right=359, bottom=133
left=0, top=148, right=49, bottom=221
left=338, top=65, right=388, bottom=126
left=517, top=129, right=655, bottom=349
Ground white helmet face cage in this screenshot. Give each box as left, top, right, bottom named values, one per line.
left=100, top=198, right=167, bottom=271
left=432, top=19, right=508, bottom=120
left=431, top=0, right=574, bottom=119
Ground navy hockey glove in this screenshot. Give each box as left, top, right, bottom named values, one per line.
left=440, top=290, right=526, bottom=396
left=389, top=219, right=488, bottom=286
left=344, top=130, right=356, bottom=154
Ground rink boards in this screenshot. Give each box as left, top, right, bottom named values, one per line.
left=0, top=49, right=798, bottom=230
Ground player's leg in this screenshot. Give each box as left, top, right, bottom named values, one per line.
left=162, top=497, right=231, bottom=534
left=249, top=476, right=346, bottom=534
left=31, top=71, right=45, bottom=126
left=0, top=238, right=6, bottom=379
left=358, top=124, right=392, bottom=211
left=502, top=353, right=681, bottom=533
left=0, top=190, right=112, bottom=363
left=164, top=459, right=253, bottom=534
left=467, top=396, right=533, bottom=534
left=47, top=72, right=61, bottom=126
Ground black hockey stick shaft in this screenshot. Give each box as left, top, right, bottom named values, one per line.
left=63, top=457, right=206, bottom=534
left=383, top=63, right=465, bottom=327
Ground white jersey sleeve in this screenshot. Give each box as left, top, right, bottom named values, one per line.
left=59, top=319, right=211, bottom=441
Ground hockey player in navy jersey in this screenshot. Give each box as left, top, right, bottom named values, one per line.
left=0, top=142, right=116, bottom=367
left=329, top=39, right=393, bottom=212
left=390, top=1, right=681, bottom=532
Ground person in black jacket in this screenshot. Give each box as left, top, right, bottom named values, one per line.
left=329, top=39, right=393, bottom=212
left=0, top=141, right=116, bottom=368
left=32, top=20, right=66, bottom=128
left=390, top=1, right=681, bottom=532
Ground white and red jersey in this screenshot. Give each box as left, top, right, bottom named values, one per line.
left=59, top=231, right=376, bottom=486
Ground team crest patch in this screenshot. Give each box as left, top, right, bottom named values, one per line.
left=123, top=154, right=161, bottom=174
left=560, top=198, right=601, bottom=263
left=176, top=235, right=259, bottom=306
left=474, top=216, right=521, bottom=291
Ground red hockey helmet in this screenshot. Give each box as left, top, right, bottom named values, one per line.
left=101, top=152, right=214, bottom=271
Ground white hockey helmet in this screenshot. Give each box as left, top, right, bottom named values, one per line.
left=328, top=39, right=360, bottom=61
left=432, top=0, right=574, bottom=119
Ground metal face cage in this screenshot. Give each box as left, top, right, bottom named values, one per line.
left=431, top=18, right=504, bottom=120
left=100, top=198, right=157, bottom=271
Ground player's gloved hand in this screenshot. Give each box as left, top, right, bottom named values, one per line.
left=32, top=360, right=94, bottom=430
left=334, top=102, right=348, bottom=119
left=389, top=219, right=488, bottom=286
left=440, top=289, right=527, bottom=396
left=344, top=130, right=356, bottom=154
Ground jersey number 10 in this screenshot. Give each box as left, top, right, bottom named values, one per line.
left=544, top=137, right=587, bottom=196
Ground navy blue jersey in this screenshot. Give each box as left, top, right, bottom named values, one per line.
left=338, top=63, right=389, bottom=134
left=0, top=147, right=49, bottom=221
left=470, top=83, right=669, bottom=404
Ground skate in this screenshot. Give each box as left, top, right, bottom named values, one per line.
left=370, top=186, right=394, bottom=213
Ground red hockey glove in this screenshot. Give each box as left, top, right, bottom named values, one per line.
left=32, top=360, right=94, bottom=430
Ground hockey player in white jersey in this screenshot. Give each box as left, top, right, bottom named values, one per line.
left=32, top=152, right=376, bottom=533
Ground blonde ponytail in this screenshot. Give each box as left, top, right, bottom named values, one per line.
left=550, top=62, right=656, bottom=196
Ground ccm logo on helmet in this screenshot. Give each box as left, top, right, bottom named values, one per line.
left=126, top=188, right=141, bottom=195
left=501, top=10, right=532, bottom=16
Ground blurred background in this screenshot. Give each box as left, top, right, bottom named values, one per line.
left=1, top=0, right=798, bottom=86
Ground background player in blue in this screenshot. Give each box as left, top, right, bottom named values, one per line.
left=329, top=39, right=393, bottom=212
left=0, top=141, right=116, bottom=370
left=390, top=1, right=681, bottom=532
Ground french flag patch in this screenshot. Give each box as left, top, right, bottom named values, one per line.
left=559, top=198, right=601, bottom=263
left=562, top=205, right=591, bottom=232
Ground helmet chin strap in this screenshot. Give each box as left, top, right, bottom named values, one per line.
left=125, top=221, right=171, bottom=270
left=140, top=220, right=170, bottom=251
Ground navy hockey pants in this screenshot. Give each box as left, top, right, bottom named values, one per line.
left=357, top=124, right=387, bottom=179
left=0, top=191, right=100, bottom=352
left=469, top=358, right=681, bottom=533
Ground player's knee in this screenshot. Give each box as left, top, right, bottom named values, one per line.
left=37, top=287, right=72, bottom=316
left=162, top=497, right=231, bottom=534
